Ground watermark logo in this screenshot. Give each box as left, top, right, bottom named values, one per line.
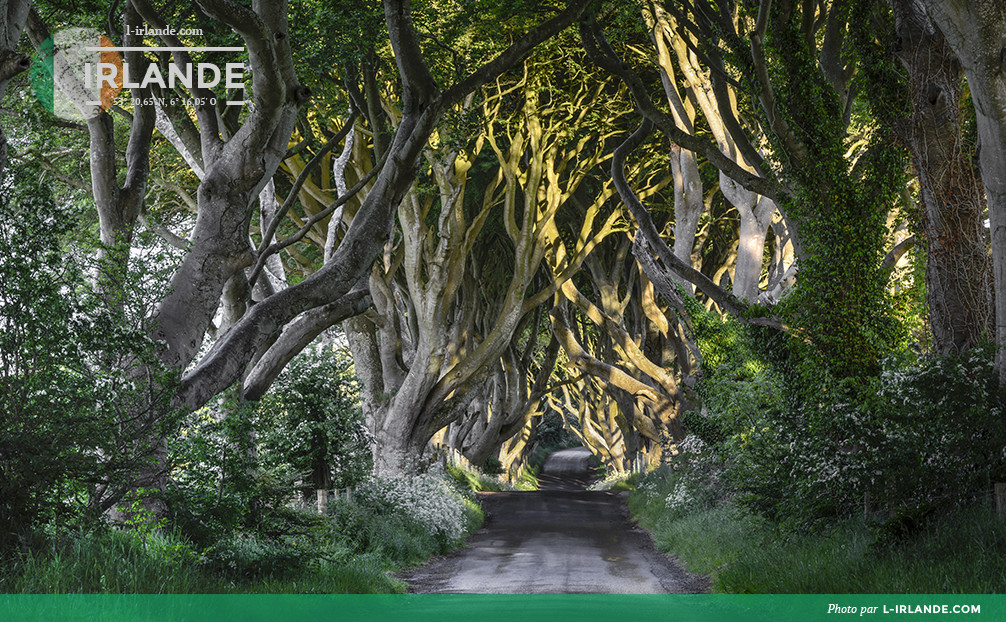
left=30, top=26, right=246, bottom=122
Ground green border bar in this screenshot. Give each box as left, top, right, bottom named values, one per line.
left=0, top=595, right=999, bottom=622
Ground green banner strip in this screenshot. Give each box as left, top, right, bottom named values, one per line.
left=0, top=595, right=998, bottom=622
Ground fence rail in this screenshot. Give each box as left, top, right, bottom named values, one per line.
left=432, top=443, right=474, bottom=471
left=307, top=486, right=356, bottom=515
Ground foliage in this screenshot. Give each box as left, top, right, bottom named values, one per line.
left=0, top=173, right=93, bottom=544
left=525, top=409, right=582, bottom=469
left=0, top=166, right=177, bottom=550
left=166, top=346, right=372, bottom=547
left=630, top=473, right=1006, bottom=593
left=0, top=525, right=207, bottom=594
left=685, top=298, right=1006, bottom=528
left=328, top=472, right=484, bottom=567
left=8, top=0, right=1006, bottom=598
left=165, top=395, right=261, bottom=547
left=587, top=471, right=639, bottom=491
left=871, top=346, right=1006, bottom=515
left=0, top=518, right=402, bottom=594
left=257, top=346, right=373, bottom=491
left=722, top=347, right=1004, bottom=527
left=353, top=472, right=482, bottom=546
left=511, top=464, right=541, bottom=491
left=445, top=463, right=512, bottom=492
left=3, top=471, right=483, bottom=593
left=668, top=0, right=909, bottom=377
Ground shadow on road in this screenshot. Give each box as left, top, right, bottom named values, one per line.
left=398, top=447, right=708, bottom=594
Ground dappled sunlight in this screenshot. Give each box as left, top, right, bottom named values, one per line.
left=6, top=0, right=1006, bottom=599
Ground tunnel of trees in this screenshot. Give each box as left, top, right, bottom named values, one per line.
left=3, top=0, right=1006, bottom=591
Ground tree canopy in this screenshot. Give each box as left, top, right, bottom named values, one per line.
left=3, top=0, right=1006, bottom=540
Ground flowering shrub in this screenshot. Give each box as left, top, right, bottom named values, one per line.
left=664, top=480, right=697, bottom=512
left=186, top=473, right=486, bottom=585
left=694, top=342, right=1006, bottom=528
left=354, top=473, right=478, bottom=544
left=682, top=302, right=1006, bottom=530
left=872, top=346, right=1006, bottom=506
left=628, top=463, right=720, bottom=526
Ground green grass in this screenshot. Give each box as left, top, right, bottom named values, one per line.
left=2, top=475, right=484, bottom=594
left=589, top=470, right=640, bottom=491
left=2, top=528, right=210, bottom=593
left=445, top=463, right=511, bottom=492
left=512, top=464, right=540, bottom=490
left=239, top=554, right=406, bottom=594
left=444, top=457, right=541, bottom=491
left=630, top=473, right=1006, bottom=593
left=0, top=527, right=408, bottom=594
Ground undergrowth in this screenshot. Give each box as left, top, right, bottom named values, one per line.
left=0, top=472, right=483, bottom=594
left=629, top=468, right=1006, bottom=593
left=445, top=463, right=512, bottom=492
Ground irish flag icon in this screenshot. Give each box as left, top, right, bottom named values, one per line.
left=30, top=27, right=122, bottom=122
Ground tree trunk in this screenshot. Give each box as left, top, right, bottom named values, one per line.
left=670, top=145, right=703, bottom=294
left=730, top=191, right=776, bottom=302
left=918, top=0, right=1006, bottom=378
left=0, top=1, right=30, bottom=179
left=891, top=0, right=993, bottom=355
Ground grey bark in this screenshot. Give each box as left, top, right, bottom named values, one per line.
left=892, top=0, right=994, bottom=355
left=918, top=0, right=1006, bottom=379
left=645, top=3, right=779, bottom=301
left=242, top=287, right=372, bottom=401
left=669, top=144, right=703, bottom=293
left=0, top=0, right=30, bottom=179
left=611, top=119, right=786, bottom=332
left=177, top=0, right=589, bottom=413
left=455, top=336, right=560, bottom=467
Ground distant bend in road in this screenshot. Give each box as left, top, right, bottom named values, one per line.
left=400, top=447, right=708, bottom=594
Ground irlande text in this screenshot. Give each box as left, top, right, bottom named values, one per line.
left=84, top=62, right=244, bottom=91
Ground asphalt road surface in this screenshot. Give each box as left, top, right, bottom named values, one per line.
left=400, top=447, right=707, bottom=594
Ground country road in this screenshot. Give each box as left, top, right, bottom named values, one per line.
left=399, top=448, right=708, bottom=594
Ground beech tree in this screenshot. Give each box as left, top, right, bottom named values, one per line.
left=0, top=0, right=29, bottom=178
left=642, top=2, right=784, bottom=302
left=844, top=0, right=994, bottom=356
left=917, top=0, right=1006, bottom=380
left=15, top=0, right=1004, bottom=498
left=549, top=256, right=688, bottom=457
left=193, top=1, right=592, bottom=480
left=20, top=0, right=590, bottom=508
left=583, top=0, right=907, bottom=378
left=346, top=51, right=627, bottom=474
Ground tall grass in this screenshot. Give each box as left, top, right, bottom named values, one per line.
left=630, top=471, right=1006, bottom=593
left=3, top=529, right=209, bottom=593
left=2, top=473, right=483, bottom=594
left=1, top=526, right=407, bottom=594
